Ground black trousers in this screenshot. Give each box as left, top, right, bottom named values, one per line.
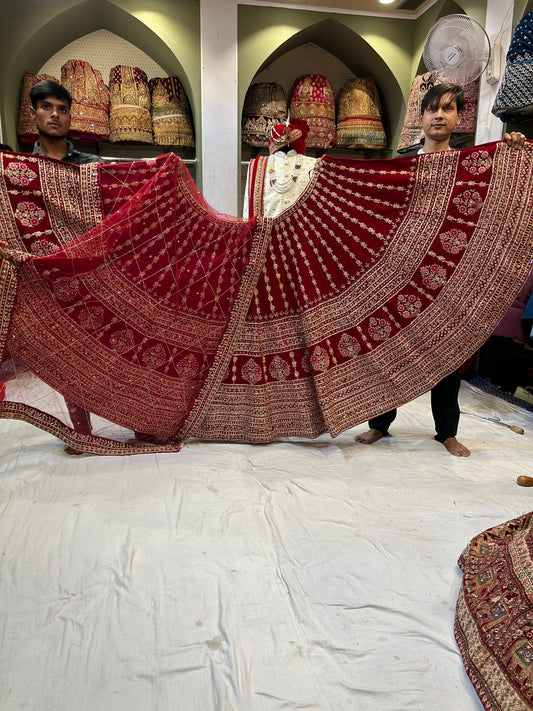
left=368, top=369, right=461, bottom=443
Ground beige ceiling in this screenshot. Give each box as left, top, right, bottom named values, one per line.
left=244, top=0, right=438, bottom=18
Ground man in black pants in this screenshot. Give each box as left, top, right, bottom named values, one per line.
left=355, top=82, right=525, bottom=457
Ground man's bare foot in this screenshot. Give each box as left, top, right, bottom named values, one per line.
left=355, top=428, right=384, bottom=445
left=442, top=437, right=470, bottom=457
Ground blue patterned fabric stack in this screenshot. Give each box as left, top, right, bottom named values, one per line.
left=492, top=12, right=533, bottom=122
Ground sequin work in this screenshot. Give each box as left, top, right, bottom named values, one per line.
left=0, top=142, right=532, bottom=453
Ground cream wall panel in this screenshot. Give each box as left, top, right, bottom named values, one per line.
left=38, top=30, right=167, bottom=85
left=201, top=0, right=239, bottom=214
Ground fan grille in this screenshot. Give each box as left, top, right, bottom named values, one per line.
left=423, top=14, right=490, bottom=85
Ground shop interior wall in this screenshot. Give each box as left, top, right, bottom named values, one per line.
left=238, top=0, right=485, bottom=156
left=2, top=0, right=527, bottom=208
left=0, top=0, right=200, bottom=167
left=238, top=5, right=410, bottom=156
left=514, top=0, right=533, bottom=23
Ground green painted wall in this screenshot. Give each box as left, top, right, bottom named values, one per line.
left=0, top=0, right=200, bottom=151
left=514, top=0, right=532, bottom=23
left=238, top=5, right=411, bottom=151
left=238, top=0, right=486, bottom=154
left=410, top=0, right=479, bottom=77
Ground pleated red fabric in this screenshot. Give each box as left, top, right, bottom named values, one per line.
left=1, top=142, right=532, bottom=453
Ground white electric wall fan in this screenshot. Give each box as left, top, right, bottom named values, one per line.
left=423, top=14, right=491, bottom=85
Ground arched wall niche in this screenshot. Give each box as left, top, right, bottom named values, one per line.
left=0, top=0, right=200, bottom=150
left=239, top=17, right=405, bottom=152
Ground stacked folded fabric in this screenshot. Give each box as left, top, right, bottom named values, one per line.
left=336, top=77, right=386, bottom=149
left=17, top=73, right=59, bottom=143
left=149, top=76, right=194, bottom=148
left=242, top=82, right=287, bottom=147
left=61, top=59, right=109, bottom=143
left=492, top=11, right=533, bottom=122
left=109, top=65, right=153, bottom=144
left=290, top=74, right=336, bottom=149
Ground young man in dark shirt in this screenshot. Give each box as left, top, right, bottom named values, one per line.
left=29, top=79, right=101, bottom=165
left=355, top=83, right=525, bottom=457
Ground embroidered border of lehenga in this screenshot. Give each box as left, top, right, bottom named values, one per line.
left=0, top=142, right=532, bottom=454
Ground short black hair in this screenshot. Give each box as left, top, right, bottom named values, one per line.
left=0, top=143, right=12, bottom=151
left=421, top=82, right=465, bottom=115
left=29, top=80, right=72, bottom=109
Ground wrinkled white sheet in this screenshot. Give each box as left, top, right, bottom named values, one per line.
left=1, top=379, right=532, bottom=710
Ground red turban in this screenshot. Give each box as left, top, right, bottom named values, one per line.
left=268, top=118, right=309, bottom=155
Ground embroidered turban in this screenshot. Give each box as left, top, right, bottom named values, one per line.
left=268, top=118, right=309, bottom=154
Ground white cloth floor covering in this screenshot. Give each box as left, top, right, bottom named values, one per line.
left=1, top=379, right=532, bottom=710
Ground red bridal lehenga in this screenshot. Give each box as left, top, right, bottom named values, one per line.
left=0, top=142, right=532, bottom=454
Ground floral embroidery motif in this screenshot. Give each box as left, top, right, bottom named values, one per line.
left=397, top=293, right=422, bottom=319
left=5, top=162, right=37, bottom=186
left=301, top=352, right=312, bottom=374
left=78, top=305, right=104, bottom=330
left=241, top=358, right=262, bottom=384
left=29, top=239, right=56, bottom=257
left=15, top=201, right=46, bottom=227
left=311, top=345, right=330, bottom=372
left=109, top=328, right=135, bottom=354
left=420, top=264, right=447, bottom=290
left=142, top=343, right=167, bottom=369
left=176, top=353, right=199, bottom=379
left=453, top=189, right=483, bottom=215
left=338, top=332, right=361, bottom=358
left=52, top=277, right=80, bottom=302
left=461, top=150, right=492, bottom=175
left=65, top=173, right=83, bottom=210
left=269, top=355, right=291, bottom=380
left=439, top=228, right=468, bottom=254
left=368, top=317, right=392, bottom=341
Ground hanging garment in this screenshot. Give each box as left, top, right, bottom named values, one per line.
left=241, top=82, right=287, bottom=148
left=109, top=65, right=153, bottom=144
left=397, top=73, right=441, bottom=153
left=17, top=73, right=60, bottom=143
left=492, top=12, right=533, bottom=122
left=149, top=76, right=195, bottom=148
left=243, top=150, right=317, bottom=218
left=0, top=142, right=532, bottom=454
left=61, top=60, right=110, bottom=143
left=336, top=77, right=387, bottom=150
left=290, top=74, right=336, bottom=150
left=454, top=77, right=480, bottom=135
left=455, top=512, right=533, bottom=711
